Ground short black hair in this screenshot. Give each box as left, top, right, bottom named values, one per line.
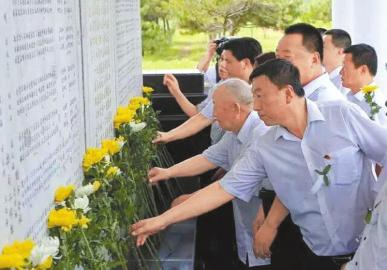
left=254, top=52, right=276, bottom=67
left=222, top=37, right=262, bottom=65
left=344, top=43, right=378, bottom=76
left=325, top=29, right=352, bottom=49
left=285, top=23, right=324, bottom=61
left=316, top=27, right=327, bottom=35
left=250, top=59, right=305, bottom=97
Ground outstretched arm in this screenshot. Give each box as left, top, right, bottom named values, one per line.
left=153, top=113, right=212, bottom=144
left=131, top=181, right=234, bottom=246
left=148, top=154, right=217, bottom=183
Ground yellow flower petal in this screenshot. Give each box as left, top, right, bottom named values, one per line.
left=92, top=181, right=101, bottom=192
left=78, top=215, right=91, bottom=229
left=1, top=239, right=35, bottom=259
left=54, top=185, right=75, bottom=202
left=143, top=86, right=154, bottom=94
left=48, top=208, right=78, bottom=231
left=0, top=253, right=26, bottom=268
left=83, top=147, right=108, bottom=171
left=361, top=85, right=378, bottom=94
left=37, top=256, right=52, bottom=269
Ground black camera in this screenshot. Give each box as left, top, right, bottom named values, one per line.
left=214, top=37, right=231, bottom=55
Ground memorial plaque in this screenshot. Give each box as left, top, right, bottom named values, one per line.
left=0, top=0, right=143, bottom=250
left=114, top=0, right=143, bottom=105
left=81, top=0, right=117, bottom=147
left=0, top=0, right=85, bottom=248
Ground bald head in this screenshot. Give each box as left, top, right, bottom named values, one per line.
left=212, top=78, right=253, bottom=132
left=214, top=78, right=253, bottom=106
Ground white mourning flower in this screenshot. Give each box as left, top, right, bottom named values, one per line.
left=75, top=183, right=94, bottom=198
left=30, top=237, right=60, bottom=266
left=129, top=122, right=146, bottom=132
left=74, top=195, right=91, bottom=213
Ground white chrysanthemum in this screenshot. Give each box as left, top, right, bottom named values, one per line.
left=30, top=237, right=60, bottom=266
left=129, top=122, right=146, bottom=132
left=75, top=183, right=94, bottom=198
left=74, top=195, right=90, bottom=213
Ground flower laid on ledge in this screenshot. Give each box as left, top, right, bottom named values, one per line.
left=54, top=185, right=75, bottom=203
left=361, top=84, right=381, bottom=120
left=74, top=180, right=100, bottom=198
left=0, top=238, right=60, bottom=270
left=1, top=88, right=161, bottom=270
left=82, top=147, right=108, bottom=171
left=48, top=208, right=78, bottom=232
left=142, top=86, right=154, bottom=94
left=101, top=136, right=125, bottom=155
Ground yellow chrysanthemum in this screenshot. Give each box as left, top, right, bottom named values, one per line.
left=92, top=180, right=101, bottom=192
left=48, top=208, right=78, bottom=232
left=0, top=253, right=26, bottom=268
left=101, top=138, right=122, bottom=155
left=128, top=103, right=141, bottom=112
left=54, top=185, right=75, bottom=202
left=113, top=106, right=135, bottom=129
left=143, top=86, right=154, bottom=94
left=36, top=256, right=53, bottom=270
left=106, top=166, right=121, bottom=178
left=129, top=96, right=150, bottom=106
left=82, top=147, right=108, bottom=171
left=361, top=85, right=378, bottom=94
left=78, top=215, right=91, bottom=229
left=1, top=239, right=35, bottom=259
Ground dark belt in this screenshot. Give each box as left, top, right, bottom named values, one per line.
left=330, top=253, right=354, bottom=266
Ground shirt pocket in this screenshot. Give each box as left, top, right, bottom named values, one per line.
left=330, top=145, right=361, bottom=185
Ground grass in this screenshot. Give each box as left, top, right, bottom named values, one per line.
left=142, top=27, right=283, bottom=70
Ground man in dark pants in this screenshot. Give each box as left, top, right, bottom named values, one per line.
left=132, top=59, right=387, bottom=270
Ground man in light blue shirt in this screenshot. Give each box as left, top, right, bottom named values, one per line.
left=342, top=44, right=387, bottom=126
left=154, top=37, right=262, bottom=145
left=342, top=170, right=387, bottom=270
left=322, top=29, right=352, bottom=95
left=131, top=59, right=387, bottom=270
left=148, top=78, right=271, bottom=269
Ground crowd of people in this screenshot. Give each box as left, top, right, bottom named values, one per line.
left=131, top=23, right=387, bottom=270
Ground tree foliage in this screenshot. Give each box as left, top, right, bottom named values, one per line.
left=141, top=0, right=174, bottom=53
left=299, top=0, right=332, bottom=28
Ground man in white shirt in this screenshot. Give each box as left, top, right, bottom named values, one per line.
left=131, top=59, right=387, bottom=270
left=341, top=43, right=387, bottom=126
left=149, top=78, right=271, bottom=269
left=154, top=37, right=261, bottom=145
left=342, top=169, right=387, bottom=270
left=323, top=29, right=352, bottom=95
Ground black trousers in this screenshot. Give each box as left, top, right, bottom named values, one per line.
left=235, top=258, right=272, bottom=270
left=259, top=188, right=352, bottom=270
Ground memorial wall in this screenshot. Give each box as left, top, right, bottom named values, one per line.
left=0, top=0, right=143, bottom=249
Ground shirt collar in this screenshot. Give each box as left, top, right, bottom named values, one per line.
left=303, top=73, right=331, bottom=98
left=236, top=111, right=259, bottom=144
left=328, top=66, right=342, bottom=80
left=274, top=99, right=325, bottom=141
left=348, top=81, right=376, bottom=102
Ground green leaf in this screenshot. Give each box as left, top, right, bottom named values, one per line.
left=323, top=175, right=330, bottom=186
left=314, top=169, right=324, bottom=175
left=322, top=164, right=331, bottom=174
left=364, top=209, right=372, bottom=224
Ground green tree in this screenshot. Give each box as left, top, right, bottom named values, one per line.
left=141, top=0, right=175, bottom=53
left=248, top=0, right=303, bottom=30
left=172, top=0, right=262, bottom=37
left=299, top=0, right=332, bottom=28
